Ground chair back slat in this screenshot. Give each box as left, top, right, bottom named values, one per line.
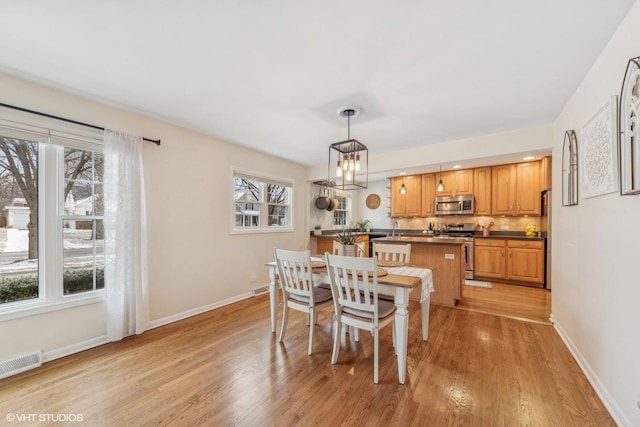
left=332, top=241, right=366, bottom=257
left=372, top=243, right=411, bottom=264
left=325, top=253, right=378, bottom=318
left=274, top=248, right=313, bottom=298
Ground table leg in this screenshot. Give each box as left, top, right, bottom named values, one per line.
left=394, top=288, right=410, bottom=384
left=421, top=296, right=430, bottom=341
left=268, top=266, right=279, bottom=334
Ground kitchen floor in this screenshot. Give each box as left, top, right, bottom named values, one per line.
left=457, top=282, right=552, bottom=324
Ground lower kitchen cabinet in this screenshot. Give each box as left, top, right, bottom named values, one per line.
left=474, top=238, right=544, bottom=287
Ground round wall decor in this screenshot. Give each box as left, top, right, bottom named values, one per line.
left=366, top=193, right=381, bottom=209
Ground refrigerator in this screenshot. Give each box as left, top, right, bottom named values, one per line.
left=541, top=190, right=552, bottom=290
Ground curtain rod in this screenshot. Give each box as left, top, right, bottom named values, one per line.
left=0, top=102, right=161, bottom=146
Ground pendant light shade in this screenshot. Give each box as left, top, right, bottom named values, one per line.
left=437, top=164, right=444, bottom=192
left=399, top=170, right=407, bottom=194
left=329, top=107, right=368, bottom=190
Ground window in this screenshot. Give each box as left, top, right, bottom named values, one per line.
left=0, top=122, right=104, bottom=313
left=232, top=170, right=293, bottom=233
left=333, top=193, right=351, bottom=227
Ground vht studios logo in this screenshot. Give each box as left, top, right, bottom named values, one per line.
left=6, top=413, right=84, bottom=423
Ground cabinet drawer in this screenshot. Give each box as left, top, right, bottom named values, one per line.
left=507, top=240, right=543, bottom=249
left=474, top=238, right=506, bottom=247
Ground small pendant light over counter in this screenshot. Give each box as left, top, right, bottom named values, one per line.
left=437, top=164, right=445, bottom=192
left=399, top=170, right=407, bottom=194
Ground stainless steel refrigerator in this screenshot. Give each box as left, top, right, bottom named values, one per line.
left=541, top=190, right=552, bottom=290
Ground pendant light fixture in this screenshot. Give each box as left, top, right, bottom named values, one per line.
left=399, top=170, right=407, bottom=194
left=329, top=106, right=368, bottom=190
left=437, top=164, right=444, bottom=192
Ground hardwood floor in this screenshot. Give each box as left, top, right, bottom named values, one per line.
left=0, top=294, right=612, bottom=426
left=457, top=281, right=552, bottom=324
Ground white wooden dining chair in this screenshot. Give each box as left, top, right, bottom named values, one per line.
left=273, top=248, right=333, bottom=356
left=332, top=241, right=366, bottom=257
left=325, top=253, right=396, bottom=383
left=372, top=243, right=411, bottom=265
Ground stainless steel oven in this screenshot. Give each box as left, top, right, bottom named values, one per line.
left=434, top=195, right=474, bottom=216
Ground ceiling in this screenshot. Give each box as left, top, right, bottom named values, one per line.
left=0, top=1, right=636, bottom=170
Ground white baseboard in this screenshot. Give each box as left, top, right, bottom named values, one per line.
left=147, top=291, right=253, bottom=330
left=42, top=335, right=109, bottom=364
left=553, top=318, right=630, bottom=427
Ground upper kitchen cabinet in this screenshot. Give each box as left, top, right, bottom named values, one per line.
left=473, top=167, right=492, bottom=216
left=437, top=169, right=474, bottom=196
left=390, top=175, right=421, bottom=217
left=540, top=156, right=552, bottom=191
left=421, top=173, right=436, bottom=216
left=491, top=161, right=541, bottom=216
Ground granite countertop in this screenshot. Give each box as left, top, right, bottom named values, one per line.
left=311, top=229, right=545, bottom=241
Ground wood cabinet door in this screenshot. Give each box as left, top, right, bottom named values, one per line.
left=404, top=175, right=422, bottom=216
left=491, top=164, right=515, bottom=215
left=390, top=177, right=405, bottom=217
left=473, top=167, right=492, bottom=215
left=421, top=173, right=436, bottom=216
left=515, top=162, right=541, bottom=215
left=454, top=169, right=474, bottom=195
left=474, top=241, right=506, bottom=279
left=436, top=171, right=453, bottom=196
left=316, top=237, right=334, bottom=256
left=540, top=156, right=552, bottom=191
left=506, top=240, right=544, bottom=284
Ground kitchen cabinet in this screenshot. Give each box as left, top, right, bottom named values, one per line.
left=314, top=234, right=369, bottom=257
left=474, top=238, right=544, bottom=286
left=473, top=167, right=492, bottom=216
left=390, top=175, right=421, bottom=217
left=491, top=162, right=541, bottom=216
left=421, top=173, right=436, bottom=216
left=437, top=169, right=474, bottom=196
left=540, top=156, right=552, bottom=191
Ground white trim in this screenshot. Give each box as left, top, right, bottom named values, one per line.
left=43, top=335, right=109, bottom=363
left=0, top=292, right=105, bottom=322
left=147, top=291, right=253, bottom=330
left=230, top=166, right=294, bottom=234
left=553, top=318, right=630, bottom=427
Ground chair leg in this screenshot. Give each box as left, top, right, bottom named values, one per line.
left=307, top=308, right=314, bottom=355
left=279, top=303, right=289, bottom=342
left=373, top=327, right=379, bottom=384
left=331, top=315, right=341, bottom=364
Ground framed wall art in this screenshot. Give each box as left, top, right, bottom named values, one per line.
left=562, top=130, right=578, bottom=206
left=618, top=56, right=640, bottom=195
left=580, top=96, right=619, bottom=198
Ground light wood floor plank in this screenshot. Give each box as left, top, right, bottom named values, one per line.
left=0, top=294, right=613, bottom=426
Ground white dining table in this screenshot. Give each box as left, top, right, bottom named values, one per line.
left=265, top=258, right=434, bottom=384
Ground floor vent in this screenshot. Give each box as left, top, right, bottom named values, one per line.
left=253, top=285, right=269, bottom=296
left=0, top=351, right=42, bottom=379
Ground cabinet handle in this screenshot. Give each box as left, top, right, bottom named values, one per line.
left=521, top=243, right=527, bottom=246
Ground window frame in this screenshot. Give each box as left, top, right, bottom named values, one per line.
left=332, top=191, right=352, bottom=227
left=231, top=168, right=294, bottom=234
left=0, top=117, right=105, bottom=320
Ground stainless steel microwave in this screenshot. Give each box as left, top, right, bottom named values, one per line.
left=434, top=195, right=474, bottom=216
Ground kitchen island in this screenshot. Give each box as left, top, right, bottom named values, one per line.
left=372, top=236, right=465, bottom=306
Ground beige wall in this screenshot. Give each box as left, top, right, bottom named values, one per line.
left=552, top=3, right=640, bottom=425
left=0, top=72, right=310, bottom=360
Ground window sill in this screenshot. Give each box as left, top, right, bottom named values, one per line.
left=0, top=292, right=106, bottom=322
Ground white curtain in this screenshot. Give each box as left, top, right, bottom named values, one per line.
left=104, top=129, right=149, bottom=341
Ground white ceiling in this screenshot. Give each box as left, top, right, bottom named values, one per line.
left=0, top=1, right=636, bottom=169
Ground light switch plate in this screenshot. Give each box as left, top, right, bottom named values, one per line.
left=445, top=254, right=455, bottom=259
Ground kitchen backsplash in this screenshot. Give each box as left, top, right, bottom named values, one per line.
left=393, top=215, right=541, bottom=233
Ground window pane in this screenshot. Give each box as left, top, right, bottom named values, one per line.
left=235, top=203, right=260, bottom=227
left=267, top=184, right=286, bottom=204
left=0, top=137, right=39, bottom=304
left=63, top=219, right=104, bottom=295
left=64, top=149, right=103, bottom=216
left=234, top=178, right=260, bottom=202
left=268, top=205, right=287, bottom=226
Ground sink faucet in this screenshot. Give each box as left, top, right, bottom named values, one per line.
left=392, top=221, right=399, bottom=238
